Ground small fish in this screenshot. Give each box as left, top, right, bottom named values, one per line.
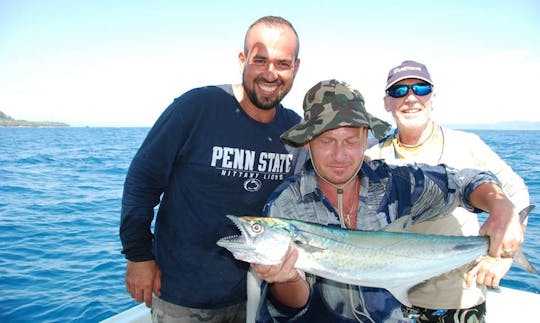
left=217, top=208, right=536, bottom=306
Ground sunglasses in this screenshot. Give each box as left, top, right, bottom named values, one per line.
left=386, top=83, right=433, bottom=98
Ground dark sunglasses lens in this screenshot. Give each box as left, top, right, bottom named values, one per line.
left=412, top=84, right=432, bottom=96
left=387, top=85, right=409, bottom=98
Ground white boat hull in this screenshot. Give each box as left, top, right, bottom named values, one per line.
left=101, top=287, right=540, bottom=322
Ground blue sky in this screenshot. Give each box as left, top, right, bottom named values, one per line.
left=1, top=0, right=539, bottom=126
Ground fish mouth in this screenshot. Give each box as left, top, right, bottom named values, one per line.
left=216, top=215, right=252, bottom=248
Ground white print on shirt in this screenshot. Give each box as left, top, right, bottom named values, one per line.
left=210, top=146, right=293, bottom=188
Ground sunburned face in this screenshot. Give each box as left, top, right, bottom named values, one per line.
left=240, top=24, right=299, bottom=110
left=384, top=78, right=434, bottom=132
left=308, top=126, right=368, bottom=186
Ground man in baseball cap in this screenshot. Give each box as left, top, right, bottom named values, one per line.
left=385, top=60, right=433, bottom=90
left=367, top=59, right=530, bottom=322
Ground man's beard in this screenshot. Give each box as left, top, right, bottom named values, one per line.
left=243, top=76, right=289, bottom=110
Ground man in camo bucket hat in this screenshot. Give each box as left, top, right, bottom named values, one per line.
left=281, top=79, right=391, bottom=146
left=251, top=79, right=514, bottom=322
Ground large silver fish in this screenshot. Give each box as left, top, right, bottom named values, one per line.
left=217, top=210, right=536, bottom=306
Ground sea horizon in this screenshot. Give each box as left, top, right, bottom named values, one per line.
left=62, top=120, right=540, bottom=130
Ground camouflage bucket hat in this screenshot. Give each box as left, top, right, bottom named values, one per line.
left=281, top=79, right=391, bottom=146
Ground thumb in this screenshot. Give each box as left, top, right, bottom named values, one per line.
left=153, top=269, right=161, bottom=297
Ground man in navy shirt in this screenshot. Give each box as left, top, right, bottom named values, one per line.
left=120, top=16, right=305, bottom=323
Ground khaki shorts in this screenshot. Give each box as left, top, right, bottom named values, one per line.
left=151, top=296, right=246, bottom=323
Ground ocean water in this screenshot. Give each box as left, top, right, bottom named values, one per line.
left=0, top=127, right=538, bottom=322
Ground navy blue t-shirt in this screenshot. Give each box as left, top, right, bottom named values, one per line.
left=120, top=85, right=304, bottom=308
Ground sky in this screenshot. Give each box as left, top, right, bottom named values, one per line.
left=1, top=0, right=539, bottom=127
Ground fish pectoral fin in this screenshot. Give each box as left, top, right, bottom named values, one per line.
left=387, top=286, right=413, bottom=307
left=294, top=241, right=325, bottom=253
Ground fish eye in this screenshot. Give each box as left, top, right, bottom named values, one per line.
left=251, top=223, right=263, bottom=233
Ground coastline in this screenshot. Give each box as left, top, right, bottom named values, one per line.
left=0, top=110, right=69, bottom=127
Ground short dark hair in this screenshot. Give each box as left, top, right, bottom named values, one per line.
left=244, top=16, right=300, bottom=60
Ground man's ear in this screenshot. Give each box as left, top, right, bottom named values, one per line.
left=429, top=92, right=436, bottom=111
left=292, top=58, right=301, bottom=79
left=383, top=96, right=392, bottom=112
left=238, top=51, right=246, bottom=74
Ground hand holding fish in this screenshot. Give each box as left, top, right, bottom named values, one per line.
left=466, top=256, right=513, bottom=288
left=469, top=182, right=524, bottom=258
left=480, top=204, right=523, bottom=258
left=251, top=246, right=310, bottom=308
left=251, top=246, right=301, bottom=283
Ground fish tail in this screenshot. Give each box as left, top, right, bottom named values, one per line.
left=514, top=249, right=537, bottom=274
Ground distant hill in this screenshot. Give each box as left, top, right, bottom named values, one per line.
left=0, top=110, right=69, bottom=127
